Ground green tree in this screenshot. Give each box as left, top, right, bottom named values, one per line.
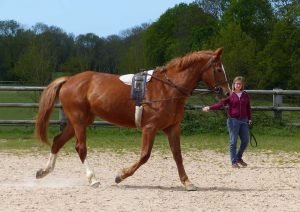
left=270, top=0, right=299, bottom=22
left=195, top=0, right=231, bottom=19
left=1, top=1, right=298, bottom=89
left=13, top=23, right=72, bottom=85
left=207, top=23, right=256, bottom=86
left=101, top=35, right=124, bottom=73
left=33, top=24, right=73, bottom=73
left=222, top=0, right=274, bottom=49
left=14, top=42, right=52, bottom=85
left=256, top=19, right=300, bottom=89
left=253, top=0, right=299, bottom=89
left=0, top=20, right=32, bottom=81
left=74, top=33, right=101, bottom=71
left=144, top=3, right=218, bottom=67
left=118, top=24, right=150, bottom=74
left=0, top=20, right=21, bottom=36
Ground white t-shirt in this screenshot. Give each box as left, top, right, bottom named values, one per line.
left=235, top=91, right=243, bottom=99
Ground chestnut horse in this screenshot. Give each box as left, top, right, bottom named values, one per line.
left=35, top=48, right=230, bottom=191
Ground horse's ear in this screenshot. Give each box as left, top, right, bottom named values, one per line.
left=214, top=47, right=224, bottom=59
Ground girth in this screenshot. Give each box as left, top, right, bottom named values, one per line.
left=131, top=71, right=147, bottom=106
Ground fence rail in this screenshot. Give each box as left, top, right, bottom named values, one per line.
left=1, top=86, right=300, bottom=126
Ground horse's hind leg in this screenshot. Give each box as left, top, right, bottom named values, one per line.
left=36, top=123, right=75, bottom=179
left=73, top=122, right=100, bottom=188
left=163, top=124, right=196, bottom=191
left=115, top=125, right=156, bottom=183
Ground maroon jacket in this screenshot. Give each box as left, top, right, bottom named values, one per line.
left=209, top=91, right=252, bottom=120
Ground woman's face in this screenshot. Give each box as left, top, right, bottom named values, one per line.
left=234, top=80, right=243, bottom=92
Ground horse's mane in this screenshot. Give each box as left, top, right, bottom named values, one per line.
left=166, top=50, right=213, bottom=71
left=153, top=50, right=214, bottom=75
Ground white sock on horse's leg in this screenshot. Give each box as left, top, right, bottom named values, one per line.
left=45, top=152, right=57, bottom=172
left=84, top=158, right=100, bottom=187
left=36, top=153, right=57, bottom=178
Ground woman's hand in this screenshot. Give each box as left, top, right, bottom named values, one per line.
left=202, top=106, right=210, bottom=112
left=248, top=120, right=252, bottom=126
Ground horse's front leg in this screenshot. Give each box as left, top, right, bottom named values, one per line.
left=115, top=125, right=157, bottom=183
left=83, top=157, right=100, bottom=188
left=163, top=124, right=197, bottom=191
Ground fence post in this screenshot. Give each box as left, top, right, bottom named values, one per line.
left=59, top=107, right=67, bottom=131
left=273, top=88, right=282, bottom=120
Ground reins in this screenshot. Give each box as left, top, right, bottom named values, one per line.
left=140, top=71, right=191, bottom=105
left=249, top=125, right=258, bottom=147
left=142, top=95, right=187, bottom=104
left=146, top=72, right=190, bottom=96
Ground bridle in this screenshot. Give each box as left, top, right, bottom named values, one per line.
left=207, top=56, right=228, bottom=95
left=147, top=55, right=229, bottom=97
left=201, top=56, right=229, bottom=96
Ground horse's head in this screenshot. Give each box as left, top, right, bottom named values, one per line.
left=201, top=48, right=231, bottom=100
left=159, top=48, right=231, bottom=99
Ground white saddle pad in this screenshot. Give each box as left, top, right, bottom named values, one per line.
left=119, top=70, right=154, bottom=85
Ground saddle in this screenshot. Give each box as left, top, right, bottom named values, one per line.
left=131, top=71, right=147, bottom=106
left=119, top=70, right=153, bottom=128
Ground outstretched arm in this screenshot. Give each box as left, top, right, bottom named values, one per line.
left=202, top=99, right=228, bottom=112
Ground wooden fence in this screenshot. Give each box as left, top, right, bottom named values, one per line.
left=0, top=86, right=299, bottom=127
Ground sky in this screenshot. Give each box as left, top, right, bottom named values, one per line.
left=0, top=0, right=195, bottom=37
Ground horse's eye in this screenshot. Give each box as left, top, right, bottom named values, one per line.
left=216, top=68, right=222, bottom=73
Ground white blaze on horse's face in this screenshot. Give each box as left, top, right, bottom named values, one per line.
left=212, top=62, right=230, bottom=99
left=221, top=64, right=230, bottom=89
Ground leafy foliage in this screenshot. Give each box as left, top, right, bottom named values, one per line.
left=144, top=3, right=217, bottom=66
left=206, top=23, right=256, bottom=85
left=222, top=0, right=274, bottom=49
left=0, top=1, right=299, bottom=89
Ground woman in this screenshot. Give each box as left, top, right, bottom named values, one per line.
left=202, top=76, right=252, bottom=168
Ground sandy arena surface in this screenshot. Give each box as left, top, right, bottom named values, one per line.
left=0, top=149, right=299, bottom=212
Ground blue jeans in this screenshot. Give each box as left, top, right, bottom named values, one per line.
left=227, top=118, right=249, bottom=164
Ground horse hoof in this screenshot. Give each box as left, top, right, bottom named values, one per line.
left=90, top=181, right=100, bottom=188
left=115, top=175, right=123, bottom=184
left=185, top=184, right=197, bottom=191
left=36, top=169, right=47, bottom=179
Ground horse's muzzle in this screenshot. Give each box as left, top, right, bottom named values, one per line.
left=215, top=87, right=230, bottom=99
left=224, top=91, right=230, bottom=97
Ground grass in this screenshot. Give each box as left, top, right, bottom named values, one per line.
left=0, top=90, right=299, bottom=154
left=2, top=90, right=299, bottom=122
left=0, top=126, right=299, bottom=155
left=0, top=90, right=59, bottom=120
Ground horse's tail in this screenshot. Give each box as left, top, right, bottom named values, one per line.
left=35, top=77, right=69, bottom=146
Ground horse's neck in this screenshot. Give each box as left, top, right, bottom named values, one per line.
left=147, top=73, right=186, bottom=101
left=166, top=69, right=198, bottom=94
